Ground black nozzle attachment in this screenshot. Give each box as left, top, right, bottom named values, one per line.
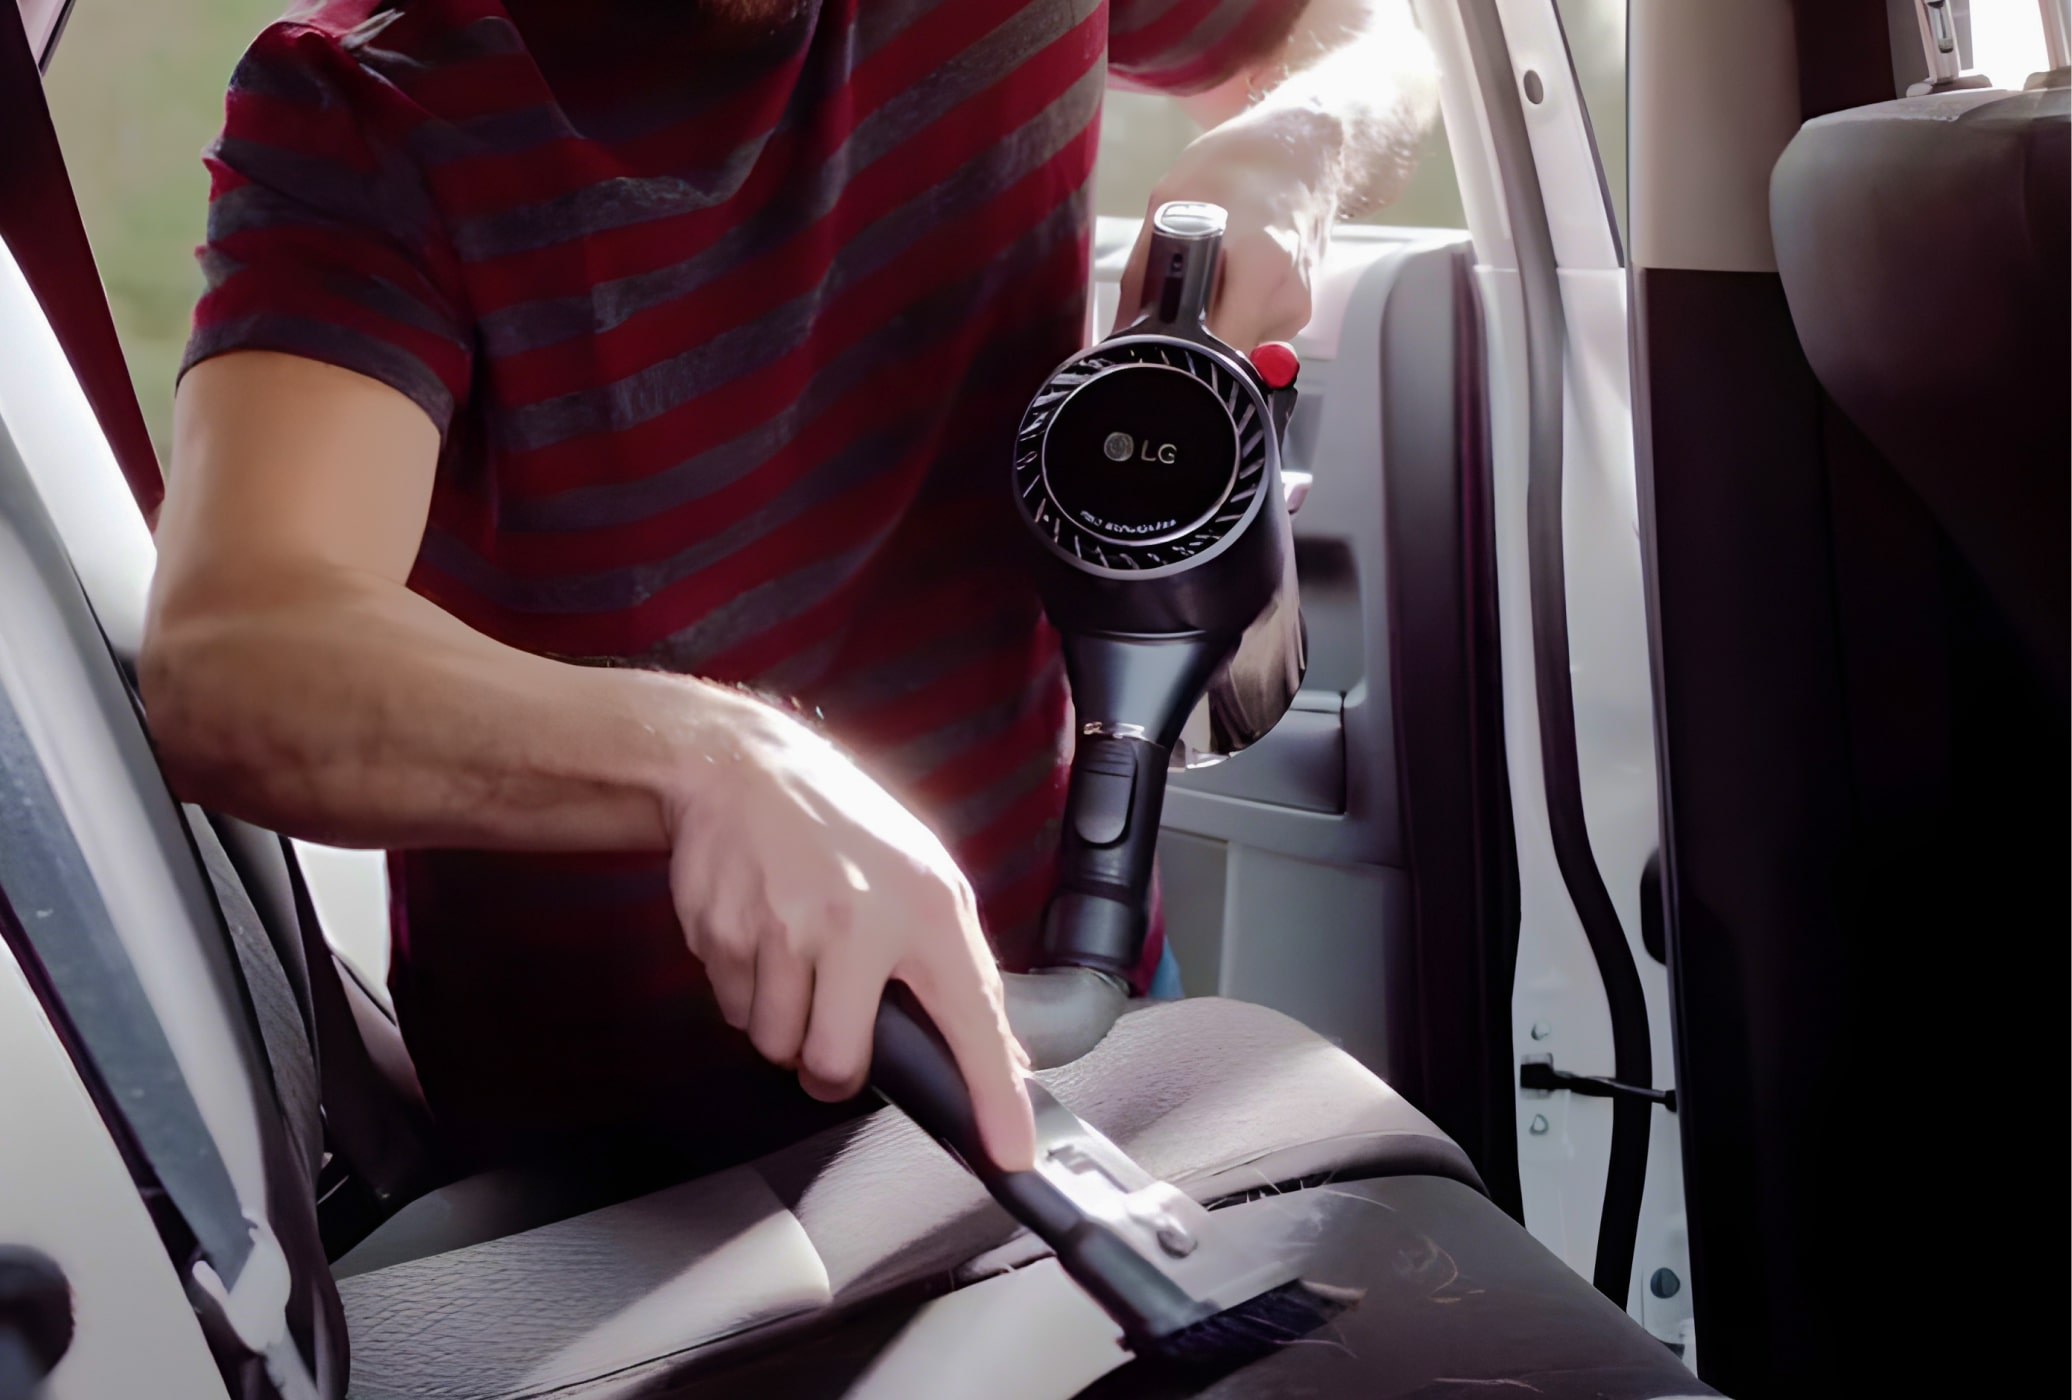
left=1040, top=734, right=1170, bottom=980
left=1038, top=631, right=1232, bottom=980
left=869, top=985, right=1218, bottom=1347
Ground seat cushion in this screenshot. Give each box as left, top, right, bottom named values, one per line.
left=339, top=997, right=1477, bottom=1399
left=661, top=1178, right=1719, bottom=1400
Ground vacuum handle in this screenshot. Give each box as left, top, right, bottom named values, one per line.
left=869, top=987, right=1221, bottom=1348
left=870, top=981, right=1001, bottom=1184
left=1039, top=733, right=1172, bottom=980
left=1134, top=201, right=1227, bottom=334
left=869, top=987, right=1098, bottom=1247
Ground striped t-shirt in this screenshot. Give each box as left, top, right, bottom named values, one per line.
left=184, top=0, right=1295, bottom=1153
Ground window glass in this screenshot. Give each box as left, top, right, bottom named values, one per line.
left=1556, top=0, right=1627, bottom=249
left=1095, top=4, right=1631, bottom=240
left=43, top=0, right=283, bottom=462
left=1094, top=88, right=1470, bottom=232
left=1964, top=0, right=2051, bottom=87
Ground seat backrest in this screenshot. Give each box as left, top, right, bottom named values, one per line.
left=1772, top=82, right=2069, bottom=699
left=203, top=811, right=443, bottom=1252
left=1638, top=62, right=2067, bottom=1393
left=0, top=405, right=347, bottom=1396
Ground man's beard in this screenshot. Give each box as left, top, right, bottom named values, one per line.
left=697, top=0, right=811, bottom=31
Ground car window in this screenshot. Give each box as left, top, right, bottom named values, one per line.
left=1964, top=0, right=2053, bottom=87
left=1096, top=3, right=1631, bottom=238
left=1095, top=85, right=1470, bottom=231
left=42, top=0, right=283, bottom=464
left=1556, top=0, right=1627, bottom=249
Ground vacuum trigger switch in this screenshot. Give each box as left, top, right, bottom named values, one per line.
left=1249, top=341, right=1299, bottom=389
left=1070, top=738, right=1138, bottom=847
left=1250, top=343, right=1300, bottom=442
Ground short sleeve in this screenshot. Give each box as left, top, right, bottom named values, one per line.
left=182, top=23, right=473, bottom=437
left=1107, top=0, right=1308, bottom=95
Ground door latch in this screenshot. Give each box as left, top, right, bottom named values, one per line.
left=1520, top=1057, right=1677, bottom=1112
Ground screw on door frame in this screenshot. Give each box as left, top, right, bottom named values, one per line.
left=1530, top=1022, right=1552, bottom=1040
left=1528, top=1114, right=1550, bottom=1136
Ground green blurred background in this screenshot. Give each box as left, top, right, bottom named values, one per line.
left=43, top=0, right=1626, bottom=464
left=44, top=0, right=290, bottom=463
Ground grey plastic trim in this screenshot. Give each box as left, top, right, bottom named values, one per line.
left=1166, top=689, right=1344, bottom=813
left=0, top=237, right=153, bottom=665
left=0, top=936, right=229, bottom=1400
left=1165, top=236, right=1474, bottom=868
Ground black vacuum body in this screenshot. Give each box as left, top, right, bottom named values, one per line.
left=864, top=204, right=1316, bottom=1354
left=1014, top=200, right=1306, bottom=983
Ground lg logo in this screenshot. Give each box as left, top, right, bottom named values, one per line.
left=1102, top=431, right=1178, bottom=465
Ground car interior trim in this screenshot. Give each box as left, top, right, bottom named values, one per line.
left=1460, top=0, right=1656, bottom=1306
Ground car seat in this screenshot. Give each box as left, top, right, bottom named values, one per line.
left=1635, top=37, right=2067, bottom=1391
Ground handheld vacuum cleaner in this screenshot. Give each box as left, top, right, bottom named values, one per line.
left=868, top=202, right=1338, bottom=1365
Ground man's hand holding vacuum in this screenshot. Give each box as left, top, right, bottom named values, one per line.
left=661, top=688, right=1037, bottom=1169
left=1115, top=0, right=1437, bottom=350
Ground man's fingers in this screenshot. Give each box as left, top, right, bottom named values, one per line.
left=1208, top=248, right=1309, bottom=353
left=673, top=841, right=759, bottom=1028
left=797, top=945, right=886, bottom=1103
left=1112, top=224, right=1153, bottom=334
left=689, top=912, right=756, bottom=1030
left=748, top=929, right=814, bottom=1069
left=902, top=954, right=1037, bottom=1173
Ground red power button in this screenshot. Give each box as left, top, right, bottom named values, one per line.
left=1250, top=341, right=1300, bottom=389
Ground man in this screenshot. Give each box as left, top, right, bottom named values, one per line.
left=143, top=0, right=1435, bottom=1178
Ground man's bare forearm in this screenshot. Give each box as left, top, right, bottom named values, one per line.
left=141, top=563, right=746, bottom=852
left=144, top=353, right=792, bottom=855
left=1185, top=0, right=1439, bottom=218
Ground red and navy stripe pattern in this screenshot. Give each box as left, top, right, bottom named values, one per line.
left=185, top=0, right=1293, bottom=1144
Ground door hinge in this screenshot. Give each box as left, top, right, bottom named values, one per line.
left=1520, top=1058, right=1677, bottom=1112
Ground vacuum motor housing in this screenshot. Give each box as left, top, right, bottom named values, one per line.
left=1015, top=206, right=1292, bottom=668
